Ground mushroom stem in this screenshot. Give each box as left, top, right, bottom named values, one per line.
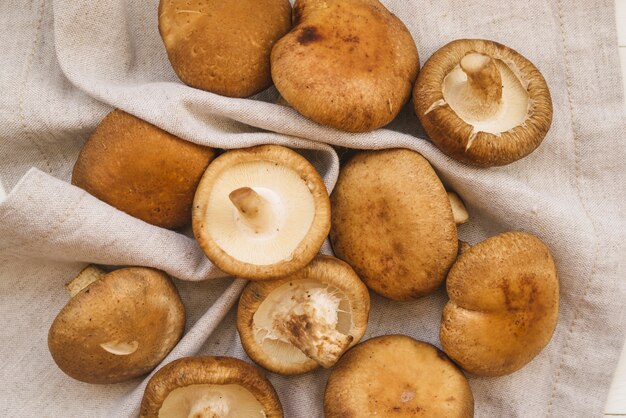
left=65, top=265, right=106, bottom=297
left=459, top=52, right=502, bottom=116
left=188, top=394, right=230, bottom=418
left=229, top=187, right=276, bottom=235
left=447, top=191, right=469, bottom=225
left=271, top=287, right=352, bottom=368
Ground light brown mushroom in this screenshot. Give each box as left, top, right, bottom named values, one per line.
left=330, top=149, right=458, bottom=300
left=158, top=0, right=292, bottom=97
left=414, top=39, right=553, bottom=167
left=48, top=265, right=185, bottom=384
left=192, top=145, right=330, bottom=280
left=440, top=232, right=560, bottom=376
left=237, top=255, right=369, bottom=375
left=140, top=356, right=283, bottom=418
left=271, top=0, right=419, bottom=132
left=324, top=335, right=474, bottom=418
left=72, top=110, right=215, bottom=229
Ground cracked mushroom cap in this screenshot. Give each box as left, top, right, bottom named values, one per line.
left=330, top=149, right=458, bottom=300
left=140, top=356, right=283, bottom=418
left=192, top=145, right=331, bottom=280
left=72, top=110, right=215, bottom=229
left=48, top=266, right=185, bottom=384
left=237, top=255, right=370, bottom=375
left=271, top=0, right=419, bottom=132
left=158, top=0, right=292, bottom=97
left=324, top=335, right=474, bottom=418
left=440, top=232, right=559, bottom=376
left=414, top=39, right=553, bottom=167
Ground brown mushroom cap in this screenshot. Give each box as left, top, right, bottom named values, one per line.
left=48, top=266, right=185, bottom=384
left=237, top=255, right=370, bottom=375
left=72, top=110, right=215, bottom=229
left=330, top=149, right=458, bottom=300
left=158, top=0, right=292, bottom=97
left=440, top=232, right=559, bottom=376
left=193, top=145, right=331, bottom=280
left=271, top=0, right=419, bottom=132
left=324, top=335, right=474, bottom=418
left=140, top=356, right=283, bottom=418
left=414, top=39, right=553, bottom=167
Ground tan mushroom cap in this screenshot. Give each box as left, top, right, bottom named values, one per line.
left=48, top=266, right=185, bottom=384
left=140, top=356, right=283, bottom=418
left=414, top=39, right=553, bottom=167
left=72, top=110, right=215, bottom=229
left=237, top=255, right=370, bottom=375
left=271, top=0, right=419, bottom=132
left=158, top=0, right=291, bottom=97
left=330, top=149, right=458, bottom=300
left=440, top=232, right=559, bottom=376
left=324, top=335, right=474, bottom=418
left=193, top=145, right=331, bottom=280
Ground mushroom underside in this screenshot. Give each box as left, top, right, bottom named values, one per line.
left=441, top=58, right=529, bottom=136
left=204, top=161, right=316, bottom=265
left=252, top=280, right=353, bottom=367
left=159, top=384, right=266, bottom=418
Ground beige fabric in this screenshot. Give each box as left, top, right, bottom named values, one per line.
left=0, top=0, right=625, bottom=416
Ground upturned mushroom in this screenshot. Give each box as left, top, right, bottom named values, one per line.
left=158, top=0, right=291, bottom=97
left=237, top=256, right=369, bottom=375
left=140, top=356, right=283, bottom=418
left=48, top=265, right=185, bottom=384
left=193, top=145, right=331, bottom=280
left=324, top=335, right=474, bottom=417
left=440, top=232, right=559, bottom=376
left=414, top=39, right=553, bottom=166
left=330, top=149, right=459, bottom=300
left=271, top=0, right=419, bottom=132
left=72, top=110, right=215, bottom=229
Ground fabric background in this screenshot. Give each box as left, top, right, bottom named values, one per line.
left=1, top=0, right=625, bottom=416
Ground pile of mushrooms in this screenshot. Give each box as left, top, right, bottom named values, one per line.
left=47, top=1, right=564, bottom=417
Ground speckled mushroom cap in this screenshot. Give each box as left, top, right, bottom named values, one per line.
left=158, top=0, right=292, bottom=97
left=271, top=0, right=419, bottom=132
left=72, top=110, right=215, bottom=229
left=330, top=149, right=458, bottom=300
left=48, top=266, right=185, bottom=384
left=414, top=39, right=552, bottom=167
left=237, top=255, right=370, bottom=375
left=324, top=335, right=474, bottom=418
left=440, top=232, right=559, bottom=376
left=140, top=356, right=283, bottom=418
left=192, top=145, right=330, bottom=280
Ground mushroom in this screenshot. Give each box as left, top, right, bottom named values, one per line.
left=140, top=356, right=283, bottom=418
left=440, top=231, right=559, bottom=376
left=48, top=265, right=185, bottom=384
left=324, top=335, right=474, bottom=417
left=414, top=39, right=553, bottom=167
left=330, top=149, right=458, bottom=300
left=72, top=110, right=215, bottom=229
left=237, top=255, right=369, bottom=375
left=158, top=0, right=292, bottom=97
left=192, top=145, right=331, bottom=280
left=271, top=0, right=419, bottom=132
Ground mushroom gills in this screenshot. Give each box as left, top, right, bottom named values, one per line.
left=442, top=55, right=529, bottom=135
left=158, top=384, right=267, bottom=418
left=205, top=161, right=316, bottom=265
left=253, top=280, right=353, bottom=367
